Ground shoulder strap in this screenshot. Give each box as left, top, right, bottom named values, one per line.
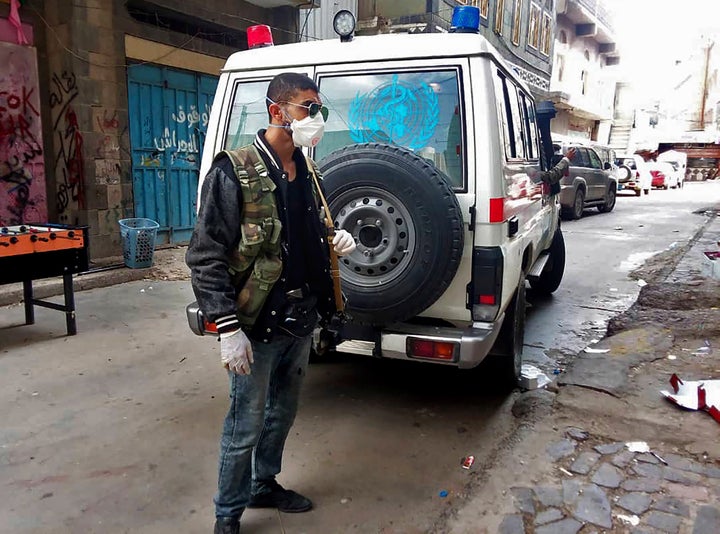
left=221, top=145, right=275, bottom=193
left=306, top=156, right=333, bottom=229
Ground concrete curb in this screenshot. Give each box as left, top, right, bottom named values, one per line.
left=0, top=265, right=152, bottom=308
left=0, top=246, right=189, bottom=308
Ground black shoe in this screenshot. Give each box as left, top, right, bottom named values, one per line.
left=214, top=516, right=239, bottom=534
left=248, top=480, right=313, bottom=513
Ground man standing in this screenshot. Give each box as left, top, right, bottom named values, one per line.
left=186, top=72, right=356, bottom=534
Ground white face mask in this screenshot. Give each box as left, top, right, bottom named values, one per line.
left=288, top=113, right=325, bottom=148
left=267, top=98, right=326, bottom=148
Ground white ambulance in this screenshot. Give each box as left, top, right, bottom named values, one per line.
left=189, top=7, right=566, bottom=388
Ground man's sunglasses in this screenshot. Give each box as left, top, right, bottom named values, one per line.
left=282, top=100, right=329, bottom=121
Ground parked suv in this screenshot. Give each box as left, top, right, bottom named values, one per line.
left=186, top=8, right=567, bottom=388
left=555, top=144, right=618, bottom=219
left=615, top=156, right=642, bottom=196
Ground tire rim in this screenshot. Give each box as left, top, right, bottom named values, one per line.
left=574, top=191, right=584, bottom=217
left=607, top=188, right=616, bottom=209
left=330, top=186, right=416, bottom=287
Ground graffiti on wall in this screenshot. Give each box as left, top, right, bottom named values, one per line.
left=93, top=107, right=125, bottom=185
left=151, top=103, right=211, bottom=166
left=50, top=70, right=85, bottom=217
left=0, top=42, right=47, bottom=225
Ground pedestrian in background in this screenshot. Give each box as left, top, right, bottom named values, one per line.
left=186, top=72, right=356, bottom=534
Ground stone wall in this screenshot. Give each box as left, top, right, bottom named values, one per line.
left=21, top=0, right=296, bottom=259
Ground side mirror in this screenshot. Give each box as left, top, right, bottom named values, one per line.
left=604, top=162, right=612, bottom=170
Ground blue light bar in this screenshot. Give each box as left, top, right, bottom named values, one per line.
left=450, top=6, right=480, bottom=34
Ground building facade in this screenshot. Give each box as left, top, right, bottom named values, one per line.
left=656, top=36, right=720, bottom=180
left=615, top=34, right=720, bottom=181
left=0, top=0, right=300, bottom=258
left=547, top=0, right=619, bottom=143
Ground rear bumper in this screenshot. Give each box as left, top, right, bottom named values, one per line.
left=188, top=300, right=504, bottom=370
left=326, top=319, right=504, bottom=370
left=617, top=180, right=640, bottom=191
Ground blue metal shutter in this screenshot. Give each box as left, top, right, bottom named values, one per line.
left=127, top=64, right=218, bottom=244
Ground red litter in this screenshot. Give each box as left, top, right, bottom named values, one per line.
left=461, top=455, right=475, bottom=469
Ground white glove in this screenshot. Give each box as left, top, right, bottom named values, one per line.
left=220, top=328, right=254, bottom=375
left=332, top=229, right=356, bottom=256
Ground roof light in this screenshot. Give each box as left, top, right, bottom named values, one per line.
left=333, top=10, right=356, bottom=42
left=450, top=6, right=480, bottom=34
left=247, top=25, right=274, bottom=49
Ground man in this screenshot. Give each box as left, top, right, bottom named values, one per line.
left=186, top=72, right=356, bottom=534
left=537, top=145, right=576, bottom=187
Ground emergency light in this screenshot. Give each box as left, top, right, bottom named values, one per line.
left=450, top=6, right=481, bottom=33
left=247, top=24, right=274, bottom=49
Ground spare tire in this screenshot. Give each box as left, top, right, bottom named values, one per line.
left=618, top=165, right=632, bottom=180
left=318, top=143, right=464, bottom=326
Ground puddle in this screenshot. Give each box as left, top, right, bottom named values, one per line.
left=618, top=251, right=659, bottom=272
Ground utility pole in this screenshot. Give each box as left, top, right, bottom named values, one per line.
left=699, top=39, right=714, bottom=130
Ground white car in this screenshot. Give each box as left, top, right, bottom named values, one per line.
left=650, top=162, right=680, bottom=189
left=658, top=150, right=687, bottom=188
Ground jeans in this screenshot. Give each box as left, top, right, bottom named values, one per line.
left=214, top=333, right=312, bottom=518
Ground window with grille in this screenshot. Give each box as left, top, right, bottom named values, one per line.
left=528, top=3, right=541, bottom=49
left=495, top=0, right=505, bottom=34
left=511, top=0, right=523, bottom=45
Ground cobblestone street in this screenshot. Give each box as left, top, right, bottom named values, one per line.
left=501, top=431, right=720, bottom=534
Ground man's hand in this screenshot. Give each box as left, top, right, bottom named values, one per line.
left=220, top=328, right=254, bottom=375
left=564, top=147, right=576, bottom=161
left=332, top=229, right=356, bottom=256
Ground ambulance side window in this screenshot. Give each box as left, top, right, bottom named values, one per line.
left=494, top=70, right=537, bottom=162
left=494, top=72, right=514, bottom=159
left=505, top=82, right=526, bottom=160
left=519, top=93, right=540, bottom=161
left=223, top=79, right=271, bottom=150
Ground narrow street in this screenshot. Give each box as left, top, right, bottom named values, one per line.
left=524, top=182, right=719, bottom=373
left=0, top=182, right=718, bottom=533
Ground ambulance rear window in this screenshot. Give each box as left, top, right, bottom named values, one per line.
left=316, top=69, right=464, bottom=189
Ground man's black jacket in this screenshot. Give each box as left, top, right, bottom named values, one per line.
left=185, top=130, right=336, bottom=342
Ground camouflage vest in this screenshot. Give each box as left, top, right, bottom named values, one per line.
left=222, top=145, right=325, bottom=327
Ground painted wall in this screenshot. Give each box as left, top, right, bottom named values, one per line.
left=0, top=38, right=47, bottom=226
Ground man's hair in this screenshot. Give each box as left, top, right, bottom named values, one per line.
left=266, top=73, right=319, bottom=118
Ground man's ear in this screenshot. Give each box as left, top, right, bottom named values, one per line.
left=268, top=102, right=284, bottom=123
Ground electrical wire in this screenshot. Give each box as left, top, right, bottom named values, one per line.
left=299, top=5, right=315, bottom=42
left=29, top=3, right=202, bottom=68
left=27, top=2, right=322, bottom=69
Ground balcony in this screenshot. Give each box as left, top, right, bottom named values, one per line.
left=557, top=0, right=616, bottom=47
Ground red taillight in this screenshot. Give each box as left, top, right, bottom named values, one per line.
left=407, top=338, right=458, bottom=361
left=489, top=197, right=505, bottom=223
left=478, top=294, right=496, bottom=305
left=205, top=320, right=218, bottom=334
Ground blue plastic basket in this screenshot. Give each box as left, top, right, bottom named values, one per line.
left=119, top=218, right=160, bottom=269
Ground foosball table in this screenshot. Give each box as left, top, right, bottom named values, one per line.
left=0, top=224, right=89, bottom=335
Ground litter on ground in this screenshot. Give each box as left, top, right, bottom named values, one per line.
left=661, top=373, right=720, bottom=425
left=626, top=441, right=650, bottom=453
